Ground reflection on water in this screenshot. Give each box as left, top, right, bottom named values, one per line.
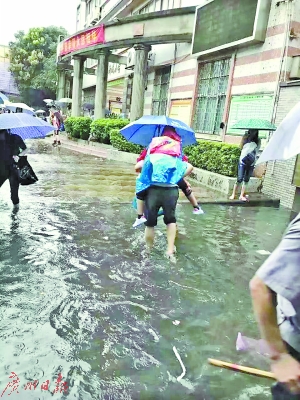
left=0, top=142, right=292, bottom=399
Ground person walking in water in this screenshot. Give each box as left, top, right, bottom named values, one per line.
left=135, top=131, right=193, bottom=262
left=230, top=129, right=261, bottom=201
left=50, top=108, right=62, bottom=146
left=0, top=129, right=27, bottom=206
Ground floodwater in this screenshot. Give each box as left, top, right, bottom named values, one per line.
left=0, top=142, right=293, bottom=400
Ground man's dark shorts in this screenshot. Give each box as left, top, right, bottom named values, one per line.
left=144, top=186, right=179, bottom=227
left=137, top=179, right=191, bottom=201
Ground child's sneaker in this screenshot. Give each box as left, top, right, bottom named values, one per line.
left=132, top=215, right=147, bottom=228
left=193, top=207, right=204, bottom=215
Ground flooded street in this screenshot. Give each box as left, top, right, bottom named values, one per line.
left=0, top=142, right=293, bottom=399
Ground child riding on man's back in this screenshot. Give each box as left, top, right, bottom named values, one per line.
left=133, top=126, right=203, bottom=228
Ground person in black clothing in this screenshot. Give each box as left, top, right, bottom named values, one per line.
left=0, top=129, right=27, bottom=205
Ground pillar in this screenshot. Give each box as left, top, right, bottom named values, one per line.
left=71, top=57, right=84, bottom=117
left=94, top=49, right=110, bottom=120
left=130, top=44, right=151, bottom=122
left=57, top=70, right=66, bottom=100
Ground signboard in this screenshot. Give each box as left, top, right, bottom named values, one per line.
left=293, top=156, right=300, bottom=187
left=169, top=99, right=192, bottom=127
left=59, top=25, right=105, bottom=56
left=107, top=78, right=124, bottom=88
left=191, top=0, right=271, bottom=57
left=227, top=94, right=273, bottom=138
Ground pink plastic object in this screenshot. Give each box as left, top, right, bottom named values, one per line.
left=236, top=332, right=270, bottom=356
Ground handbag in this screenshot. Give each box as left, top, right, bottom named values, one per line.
left=17, top=156, right=38, bottom=186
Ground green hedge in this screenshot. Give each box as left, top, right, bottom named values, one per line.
left=64, top=116, right=92, bottom=140
left=184, top=141, right=241, bottom=177
left=64, top=117, right=77, bottom=137
left=90, top=119, right=129, bottom=144
left=74, top=117, right=92, bottom=140
left=110, top=129, right=143, bottom=154
left=64, top=117, right=240, bottom=177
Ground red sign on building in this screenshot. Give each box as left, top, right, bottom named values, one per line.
left=59, top=25, right=105, bottom=56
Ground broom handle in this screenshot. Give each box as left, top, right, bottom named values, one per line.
left=208, top=358, right=275, bottom=380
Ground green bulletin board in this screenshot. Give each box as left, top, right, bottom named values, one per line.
left=227, top=94, right=274, bottom=136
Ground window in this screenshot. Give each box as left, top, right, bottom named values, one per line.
left=152, top=66, right=171, bottom=116
left=86, top=0, right=92, bottom=17
left=76, top=6, right=80, bottom=31
left=136, top=0, right=180, bottom=15
left=193, top=58, right=230, bottom=135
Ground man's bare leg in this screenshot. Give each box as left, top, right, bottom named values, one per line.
left=166, top=223, right=177, bottom=255
left=145, top=227, right=155, bottom=252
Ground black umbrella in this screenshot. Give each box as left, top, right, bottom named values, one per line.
left=82, top=103, right=94, bottom=110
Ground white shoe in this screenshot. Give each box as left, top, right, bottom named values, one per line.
left=193, top=207, right=204, bottom=215
left=132, top=216, right=147, bottom=228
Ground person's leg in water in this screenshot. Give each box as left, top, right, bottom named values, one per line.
left=132, top=160, right=148, bottom=227
left=240, top=166, right=253, bottom=201
left=132, top=190, right=147, bottom=228
left=177, top=178, right=204, bottom=214
left=56, top=126, right=61, bottom=145
left=230, top=163, right=245, bottom=200
left=144, top=187, right=161, bottom=252
left=0, top=164, right=19, bottom=206
left=9, top=165, right=20, bottom=205
left=161, top=187, right=179, bottom=263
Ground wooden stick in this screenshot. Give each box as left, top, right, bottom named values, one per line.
left=208, top=358, right=275, bottom=380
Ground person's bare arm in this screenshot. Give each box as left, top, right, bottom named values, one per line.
left=183, top=162, right=193, bottom=177
left=250, top=276, right=300, bottom=393
left=250, top=276, right=287, bottom=357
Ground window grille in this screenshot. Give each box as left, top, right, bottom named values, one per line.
left=193, top=58, right=230, bottom=135
left=152, top=66, right=171, bottom=116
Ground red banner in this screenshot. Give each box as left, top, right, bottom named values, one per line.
left=59, top=25, right=105, bottom=56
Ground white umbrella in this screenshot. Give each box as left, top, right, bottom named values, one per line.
left=6, top=102, right=34, bottom=115
left=256, top=101, right=300, bottom=165
left=43, top=99, right=54, bottom=104
left=58, top=98, right=72, bottom=103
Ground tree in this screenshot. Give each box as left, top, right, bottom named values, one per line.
left=9, top=26, right=68, bottom=97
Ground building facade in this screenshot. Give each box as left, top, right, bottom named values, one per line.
left=58, top=0, right=300, bottom=209
left=0, top=45, right=20, bottom=100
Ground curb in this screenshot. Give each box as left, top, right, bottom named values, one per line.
left=54, top=137, right=281, bottom=209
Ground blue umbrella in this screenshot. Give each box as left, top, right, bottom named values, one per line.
left=0, top=92, right=9, bottom=105
left=120, top=115, right=197, bottom=147
left=0, top=113, right=54, bottom=140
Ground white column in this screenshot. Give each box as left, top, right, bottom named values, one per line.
left=94, top=49, right=110, bottom=120
left=130, top=44, right=151, bottom=122
left=71, top=57, right=84, bottom=117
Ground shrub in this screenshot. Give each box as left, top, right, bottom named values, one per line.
left=110, top=129, right=143, bottom=154
left=90, top=119, right=130, bottom=144
left=64, top=117, right=77, bottom=137
left=72, top=117, right=92, bottom=140
left=184, top=141, right=241, bottom=177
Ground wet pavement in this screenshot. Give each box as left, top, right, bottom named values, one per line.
left=0, top=142, right=293, bottom=399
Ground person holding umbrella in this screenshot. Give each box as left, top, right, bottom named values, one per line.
left=229, top=119, right=276, bottom=201
left=0, top=129, right=26, bottom=206
left=0, top=113, right=55, bottom=206
left=229, top=129, right=261, bottom=201
left=133, top=126, right=203, bottom=227
left=135, top=131, right=193, bottom=262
